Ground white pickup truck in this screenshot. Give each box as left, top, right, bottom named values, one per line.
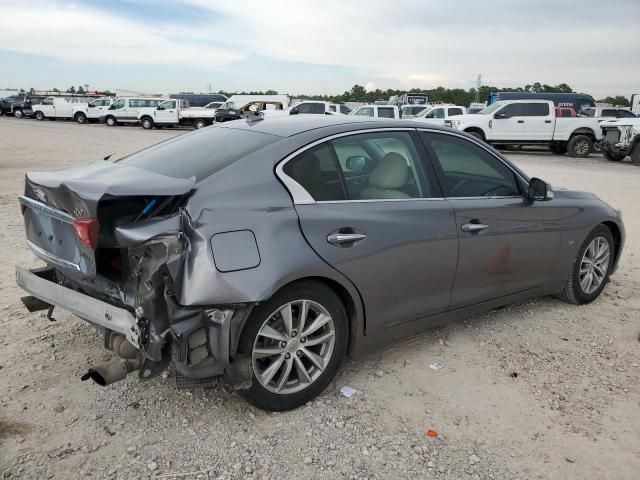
left=138, top=99, right=217, bottom=129
left=72, top=97, right=114, bottom=124
left=446, top=100, right=603, bottom=157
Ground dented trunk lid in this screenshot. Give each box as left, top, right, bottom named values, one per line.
left=21, top=160, right=195, bottom=276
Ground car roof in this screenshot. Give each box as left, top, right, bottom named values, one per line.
left=219, top=115, right=452, bottom=138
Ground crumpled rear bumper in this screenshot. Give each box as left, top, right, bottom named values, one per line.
left=15, top=265, right=141, bottom=347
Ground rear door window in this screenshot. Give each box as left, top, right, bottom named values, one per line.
left=377, top=107, right=396, bottom=118
left=527, top=103, right=550, bottom=116
left=448, top=108, right=464, bottom=116
left=354, top=107, right=374, bottom=117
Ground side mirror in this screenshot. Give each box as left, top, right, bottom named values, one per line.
left=345, top=156, right=370, bottom=173
left=290, top=107, right=299, bottom=115
left=494, top=111, right=507, bottom=119
left=526, top=177, right=553, bottom=202
left=157, top=106, right=164, bottom=110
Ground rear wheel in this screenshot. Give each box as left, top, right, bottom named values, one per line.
left=141, top=117, right=154, bottom=130
left=75, top=112, right=87, bottom=124
left=556, top=225, right=614, bottom=304
left=239, top=282, right=348, bottom=411
left=630, top=144, right=640, bottom=165
left=105, top=116, right=117, bottom=127
left=567, top=135, right=593, bottom=158
left=195, top=119, right=206, bottom=129
left=34, top=111, right=44, bottom=121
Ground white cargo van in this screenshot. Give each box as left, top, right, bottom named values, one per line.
left=31, top=97, right=89, bottom=121
left=99, top=97, right=166, bottom=126
left=72, top=97, right=114, bottom=124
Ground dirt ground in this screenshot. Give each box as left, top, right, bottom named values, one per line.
left=0, top=117, right=638, bottom=480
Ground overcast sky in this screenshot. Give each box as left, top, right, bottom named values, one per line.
left=1, top=0, right=638, bottom=98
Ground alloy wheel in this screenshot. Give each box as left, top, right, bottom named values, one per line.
left=252, top=300, right=336, bottom=394
left=579, top=236, right=610, bottom=294
left=575, top=140, right=590, bottom=156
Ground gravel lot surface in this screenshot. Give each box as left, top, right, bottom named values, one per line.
left=0, top=117, right=638, bottom=480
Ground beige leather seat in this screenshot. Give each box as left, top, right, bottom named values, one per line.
left=360, top=152, right=410, bottom=199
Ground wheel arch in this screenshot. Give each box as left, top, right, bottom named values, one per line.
left=570, top=128, right=597, bottom=140
left=233, top=275, right=363, bottom=358
left=602, top=220, right=623, bottom=269
left=463, top=126, right=486, bottom=139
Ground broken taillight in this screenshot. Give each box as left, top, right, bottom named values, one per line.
left=73, top=219, right=100, bottom=249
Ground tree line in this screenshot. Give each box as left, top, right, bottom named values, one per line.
left=216, top=82, right=631, bottom=107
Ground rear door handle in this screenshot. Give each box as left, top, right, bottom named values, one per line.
left=545, top=120, right=552, bottom=123
left=517, top=120, right=525, bottom=123
left=327, top=231, right=367, bottom=246
left=461, top=223, right=489, bottom=233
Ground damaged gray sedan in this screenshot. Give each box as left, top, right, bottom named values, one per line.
left=16, top=116, right=624, bottom=411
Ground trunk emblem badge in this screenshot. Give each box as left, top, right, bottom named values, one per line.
left=73, top=207, right=85, bottom=217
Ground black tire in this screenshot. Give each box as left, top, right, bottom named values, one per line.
left=105, top=116, right=117, bottom=127
left=239, top=281, right=348, bottom=411
left=195, top=119, right=206, bottom=129
left=630, top=144, right=640, bottom=165
left=140, top=117, right=154, bottom=130
left=567, top=135, right=593, bottom=158
left=550, top=144, right=568, bottom=155
left=34, top=111, right=44, bottom=121
left=603, top=151, right=625, bottom=162
left=556, top=225, right=615, bottom=305
left=75, top=112, right=87, bottom=124
left=13, top=109, right=24, bottom=119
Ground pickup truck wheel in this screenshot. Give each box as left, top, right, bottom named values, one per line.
left=34, top=111, right=44, bottom=121
left=195, top=119, right=206, bottom=129
left=141, top=117, right=154, bottom=130
left=239, top=281, right=348, bottom=411
left=567, top=135, right=593, bottom=158
left=75, top=112, right=87, bottom=124
left=14, top=109, right=25, bottom=119
left=105, top=116, right=118, bottom=127
left=549, top=144, right=567, bottom=155
left=630, top=144, right=640, bottom=165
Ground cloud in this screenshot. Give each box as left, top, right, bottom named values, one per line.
left=0, top=0, right=639, bottom=96
left=0, top=1, right=243, bottom=69
left=364, top=82, right=376, bottom=92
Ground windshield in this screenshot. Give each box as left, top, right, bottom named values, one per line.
left=221, top=101, right=237, bottom=110
left=117, top=126, right=280, bottom=181
left=477, top=103, right=504, bottom=114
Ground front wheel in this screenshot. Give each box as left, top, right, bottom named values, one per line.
left=567, top=135, right=593, bottom=158
left=13, top=109, right=24, bottom=119
left=556, top=225, right=614, bottom=304
left=239, top=282, right=348, bottom=411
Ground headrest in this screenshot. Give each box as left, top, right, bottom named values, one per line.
left=368, top=152, right=409, bottom=189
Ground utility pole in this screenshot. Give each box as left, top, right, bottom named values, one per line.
left=475, top=74, right=482, bottom=103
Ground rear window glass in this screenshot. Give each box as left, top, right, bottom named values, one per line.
left=117, top=127, right=279, bottom=180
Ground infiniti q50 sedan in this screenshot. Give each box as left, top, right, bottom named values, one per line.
left=16, top=116, right=624, bottom=411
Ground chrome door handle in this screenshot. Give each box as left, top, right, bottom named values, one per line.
left=327, top=232, right=367, bottom=246
left=461, top=223, right=489, bottom=233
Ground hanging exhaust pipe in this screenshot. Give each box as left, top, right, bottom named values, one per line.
left=81, top=358, right=140, bottom=386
